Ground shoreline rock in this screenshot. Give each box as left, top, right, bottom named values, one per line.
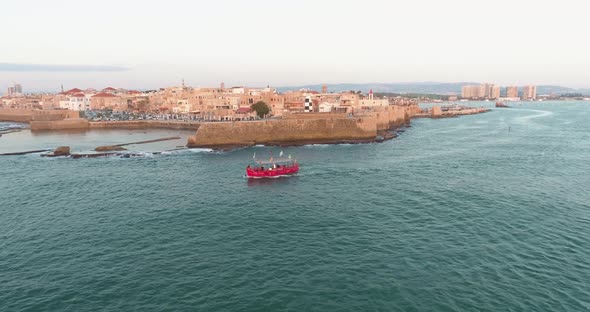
left=41, top=146, right=71, bottom=157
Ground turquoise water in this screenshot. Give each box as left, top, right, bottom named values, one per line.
left=1, top=102, right=590, bottom=311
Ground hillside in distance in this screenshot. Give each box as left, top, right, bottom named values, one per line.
left=277, top=82, right=590, bottom=95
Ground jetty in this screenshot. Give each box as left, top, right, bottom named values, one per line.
left=94, top=136, right=180, bottom=151
left=414, top=105, right=490, bottom=118
left=0, top=149, right=52, bottom=156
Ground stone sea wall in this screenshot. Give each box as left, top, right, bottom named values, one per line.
left=187, top=118, right=377, bottom=148
left=370, top=105, right=421, bottom=131
left=30, top=118, right=90, bottom=131
left=0, top=109, right=80, bottom=123
left=187, top=105, right=420, bottom=148
left=0, top=109, right=35, bottom=122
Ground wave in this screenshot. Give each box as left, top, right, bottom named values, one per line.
left=302, top=143, right=358, bottom=148
left=510, top=108, right=554, bottom=122
left=160, top=148, right=214, bottom=155
left=508, top=108, right=554, bottom=129
left=0, top=123, right=27, bottom=132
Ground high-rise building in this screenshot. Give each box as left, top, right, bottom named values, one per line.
left=522, top=85, right=537, bottom=100
left=5, top=83, right=23, bottom=97
left=461, top=84, right=501, bottom=99
left=483, top=83, right=493, bottom=98
left=482, top=83, right=501, bottom=99
left=490, top=85, right=501, bottom=99
left=506, top=86, right=518, bottom=98
left=461, top=85, right=485, bottom=99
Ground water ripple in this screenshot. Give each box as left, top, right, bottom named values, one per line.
left=1, top=102, right=590, bottom=311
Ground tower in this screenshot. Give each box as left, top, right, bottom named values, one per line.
left=322, top=84, right=327, bottom=94
left=369, top=89, right=374, bottom=100
left=220, top=82, right=225, bottom=89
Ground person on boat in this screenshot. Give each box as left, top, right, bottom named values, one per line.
left=247, top=165, right=251, bottom=169
left=260, top=166, right=264, bottom=171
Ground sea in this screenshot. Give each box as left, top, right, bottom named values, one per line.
left=1, top=101, right=589, bottom=311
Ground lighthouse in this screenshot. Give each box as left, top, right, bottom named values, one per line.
left=304, top=96, right=313, bottom=112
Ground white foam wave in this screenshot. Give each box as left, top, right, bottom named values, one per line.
left=160, top=148, right=214, bottom=155
left=509, top=108, right=553, bottom=121
left=0, top=123, right=27, bottom=132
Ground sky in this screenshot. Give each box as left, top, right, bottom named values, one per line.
left=1, top=0, right=589, bottom=92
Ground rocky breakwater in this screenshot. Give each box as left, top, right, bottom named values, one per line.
left=187, top=105, right=419, bottom=149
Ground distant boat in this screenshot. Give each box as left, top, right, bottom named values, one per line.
left=496, top=102, right=510, bottom=108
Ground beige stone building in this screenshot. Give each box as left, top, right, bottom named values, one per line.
left=90, top=92, right=126, bottom=111
left=359, top=90, right=389, bottom=108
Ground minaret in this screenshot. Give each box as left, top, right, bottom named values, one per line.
left=61, top=84, right=64, bottom=93
left=182, top=78, right=185, bottom=88
left=369, top=89, right=374, bottom=100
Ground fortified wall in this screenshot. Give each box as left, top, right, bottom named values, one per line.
left=187, top=104, right=420, bottom=148
left=369, top=105, right=421, bottom=131
left=0, top=109, right=78, bottom=123
left=29, top=118, right=90, bottom=131
left=0, top=109, right=35, bottom=122
left=187, top=117, right=377, bottom=148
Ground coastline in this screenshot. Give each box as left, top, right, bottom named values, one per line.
left=0, top=104, right=487, bottom=152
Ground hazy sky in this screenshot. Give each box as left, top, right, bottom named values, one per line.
left=1, top=0, right=589, bottom=92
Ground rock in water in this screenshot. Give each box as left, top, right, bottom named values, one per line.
left=53, top=146, right=71, bottom=156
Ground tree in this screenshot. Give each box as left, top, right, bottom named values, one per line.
left=251, top=101, right=270, bottom=118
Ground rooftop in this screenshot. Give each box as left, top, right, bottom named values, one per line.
left=92, top=92, right=117, bottom=98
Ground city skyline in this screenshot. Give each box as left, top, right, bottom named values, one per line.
left=1, top=0, right=589, bottom=91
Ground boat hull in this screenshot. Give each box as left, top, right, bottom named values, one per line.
left=246, top=165, right=299, bottom=178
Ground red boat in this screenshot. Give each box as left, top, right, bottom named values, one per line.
left=246, top=157, right=299, bottom=178
left=496, top=101, right=510, bottom=108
